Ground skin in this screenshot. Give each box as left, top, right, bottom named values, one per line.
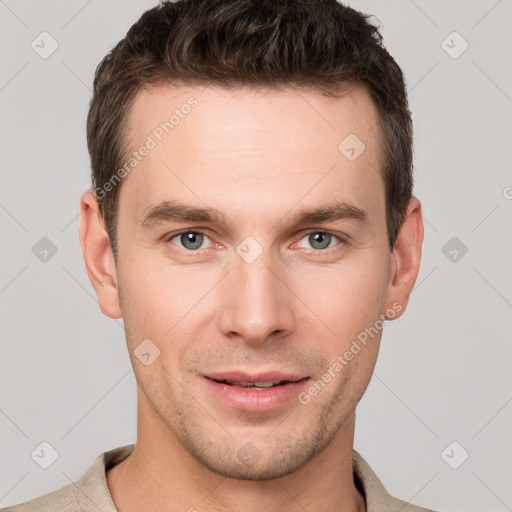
left=79, top=82, right=423, bottom=512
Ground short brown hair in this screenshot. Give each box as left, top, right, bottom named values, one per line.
left=87, top=0, right=413, bottom=260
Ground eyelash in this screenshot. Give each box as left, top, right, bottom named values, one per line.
left=165, top=229, right=345, bottom=255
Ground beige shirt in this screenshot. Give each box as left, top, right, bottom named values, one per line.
left=1, top=444, right=437, bottom=511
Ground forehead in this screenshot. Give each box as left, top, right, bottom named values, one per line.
left=125, top=82, right=381, bottom=155
left=119, top=82, right=384, bottom=227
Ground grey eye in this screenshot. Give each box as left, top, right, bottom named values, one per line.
left=178, top=232, right=205, bottom=250
left=296, top=232, right=339, bottom=251
left=308, top=232, right=332, bottom=250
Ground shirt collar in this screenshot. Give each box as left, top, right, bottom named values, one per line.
left=76, top=444, right=430, bottom=512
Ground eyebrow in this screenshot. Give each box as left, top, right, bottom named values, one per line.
left=137, top=199, right=368, bottom=230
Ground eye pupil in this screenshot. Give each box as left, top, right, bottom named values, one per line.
left=181, top=232, right=203, bottom=250
left=309, top=232, right=331, bottom=250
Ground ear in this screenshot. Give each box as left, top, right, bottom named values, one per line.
left=384, top=196, right=424, bottom=320
left=79, top=190, right=122, bottom=319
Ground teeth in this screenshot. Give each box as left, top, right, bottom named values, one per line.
left=221, top=380, right=285, bottom=388
left=254, top=381, right=279, bottom=387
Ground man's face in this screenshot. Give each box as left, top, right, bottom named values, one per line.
left=114, top=83, right=396, bottom=479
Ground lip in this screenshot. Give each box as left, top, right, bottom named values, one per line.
left=202, top=371, right=310, bottom=412
left=203, top=370, right=308, bottom=383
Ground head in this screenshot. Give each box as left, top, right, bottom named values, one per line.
left=80, top=0, right=423, bottom=480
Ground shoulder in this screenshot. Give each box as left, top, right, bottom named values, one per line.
left=1, top=444, right=134, bottom=512
left=353, top=449, right=439, bottom=512
left=0, top=484, right=80, bottom=512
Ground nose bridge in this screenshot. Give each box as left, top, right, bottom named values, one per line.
left=218, top=243, right=293, bottom=343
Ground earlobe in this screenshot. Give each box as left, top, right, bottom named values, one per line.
left=79, top=190, right=122, bottom=319
left=385, top=197, right=424, bottom=319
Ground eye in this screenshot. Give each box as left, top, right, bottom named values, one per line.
left=296, top=231, right=342, bottom=251
left=168, top=231, right=212, bottom=251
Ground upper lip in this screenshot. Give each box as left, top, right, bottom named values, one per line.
left=203, top=371, right=309, bottom=383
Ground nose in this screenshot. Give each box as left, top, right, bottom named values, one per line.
left=218, top=250, right=295, bottom=346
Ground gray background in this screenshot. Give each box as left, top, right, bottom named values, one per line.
left=1, top=1, right=511, bottom=510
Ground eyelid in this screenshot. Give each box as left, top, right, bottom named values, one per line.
left=165, top=228, right=346, bottom=253
left=166, top=229, right=216, bottom=251
left=292, top=229, right=345, bottom=251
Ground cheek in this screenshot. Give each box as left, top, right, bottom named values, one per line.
left=117, top=258, right=216, bottom=348
left=293, top=256, right=390, bottom=339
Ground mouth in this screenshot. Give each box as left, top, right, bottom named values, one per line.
left=204, top=370, right=309, bottom=387
left=207, top=378, right=306, bottom=389
left=202, top=371, right=310, bottom=412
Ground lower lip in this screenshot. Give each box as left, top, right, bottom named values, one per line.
left=203, top=377, right=310, bottom=412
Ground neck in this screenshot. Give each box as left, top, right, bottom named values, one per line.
left=107, top=390, right=366, bottom=512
